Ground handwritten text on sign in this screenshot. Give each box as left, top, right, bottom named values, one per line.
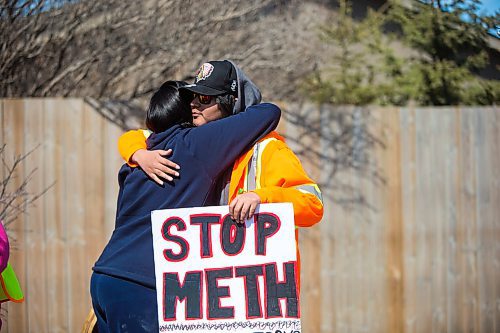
left=151, top=203, right=301, bottom=332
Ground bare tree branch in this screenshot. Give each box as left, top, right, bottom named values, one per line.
left=0, top=144, right=54, bottom=229
left=0, top=0, right=309, bottom=101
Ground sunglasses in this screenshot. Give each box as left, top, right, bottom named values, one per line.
left=193, top=94, right=214, bottom=105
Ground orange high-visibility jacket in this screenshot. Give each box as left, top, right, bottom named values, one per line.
left=118, top=130, right=324, bottom=284
left=227, top=131, right=323, bottom=224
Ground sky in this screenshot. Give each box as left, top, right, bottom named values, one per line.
left=477, top=0, right=499, bottom=15
left=475, top=0, right=499, bottom=37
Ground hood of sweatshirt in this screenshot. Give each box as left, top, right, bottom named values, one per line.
left=146, top=124, right=185, bottom=150
left=227, top=60, right=262, bottom=114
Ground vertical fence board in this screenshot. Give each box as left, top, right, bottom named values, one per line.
left=414, top=106, right=426, bottom=333
left=339, top=114, right=358, bottom=333
left=446, top=107, right=459, bottom=333
left=363, top=107, right=388, bottom=333
left=42, top=99, right=67, bottom=333
left=351, top=107, right=366, bottom=333
left=401, top=106, right=417, bottom=333
left=451, top=107, right=464, bottom=333
left=23, top=100, right=49, bottom=332
left=58, top=100, right=73, bottom=332
left=431, top=109, right=449, bottom=333
left=318, top=104, right=335, bottom=333
left=491, top=109, right=500, bottom=332
left=44, top=99, right=71, bottom=332
left=414, top=108, right=432, bottom=333
left=333, top=168, right=350, bottom=333
left=63, top=99, right=87, bottom=332
left=83, top=103, right=106, bottom=292
left=475, top=108, right=498, bottom=333
left=493, top=109, right=500, bottom=332
left=460, top=108, right=481, bottom=332
left=443, top=108, right=459, bottom=333
left=380, top=107, right=404, bottom=333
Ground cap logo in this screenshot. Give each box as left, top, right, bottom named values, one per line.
left=195, top=63, right=214, bottom=83
left=230, top=80, right=237, bottom=92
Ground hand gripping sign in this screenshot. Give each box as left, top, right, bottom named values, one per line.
left=151, top=203, right=302, bottom=333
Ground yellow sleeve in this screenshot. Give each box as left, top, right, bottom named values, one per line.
left=117, top=129, right=150, bottom=167
left=252, top=141, right=324, bottom=227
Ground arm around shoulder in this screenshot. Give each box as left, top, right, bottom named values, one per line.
left=117, top=129, right=149, bottom=166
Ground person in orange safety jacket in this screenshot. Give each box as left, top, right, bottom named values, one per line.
left=118, top=60, right=324, bottom=288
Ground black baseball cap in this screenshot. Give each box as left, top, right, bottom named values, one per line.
left=181, top=60, right=238, bottom=96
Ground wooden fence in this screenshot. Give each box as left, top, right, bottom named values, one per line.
left=0, top=99, right=123, bottom=333
left=0, top=99, right=498, bottom=332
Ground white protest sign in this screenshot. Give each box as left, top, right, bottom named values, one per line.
left=151, top=203, right=301, bottom=333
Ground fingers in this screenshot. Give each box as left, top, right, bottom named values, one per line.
left=157, top=150, right=180, bottom=171
left=229, top=193, right=261, bottom=225
left=156, top=163, right=179, bottom=178
left=229, top=198, right=242, bottom=223
left=152, top=169, right=173, bottom=182
left=145, top=150, right=180, bottom=183
left=247, top=202, right=258, bottom=220
left=159, top=149, right=173, bottom=157
left=149, top=173, right=164, bottom=186
left=229, top=197, right=241, bottom=220
left=134, top=149, right=181, bottom=184
left=240, top=200, right=259, bottom=222
left=238, top=204, right=250, bottom=224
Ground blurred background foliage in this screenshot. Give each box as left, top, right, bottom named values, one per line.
left=303, top=0, right=499, bottom=106
left=1, top=0, right=498, bottom=107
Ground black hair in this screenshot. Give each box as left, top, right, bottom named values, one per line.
left=146, top=80, right=194, bottom=133
left=215, top=94, right=236, bottom=117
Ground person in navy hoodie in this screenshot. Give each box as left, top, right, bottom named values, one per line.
left=90, top=80, right=281, bottom=332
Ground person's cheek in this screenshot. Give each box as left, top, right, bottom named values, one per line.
left=203, top=112, right=217, bottom=124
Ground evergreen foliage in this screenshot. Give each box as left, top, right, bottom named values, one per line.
left=305, top=0, right=500, bottom=106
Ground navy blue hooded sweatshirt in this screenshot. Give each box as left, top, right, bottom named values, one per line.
left=93, top=103, right=280, bottom=288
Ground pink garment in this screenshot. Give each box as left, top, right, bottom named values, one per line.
left=0, top=221, right=9, bottom=273
left=0, top=220, right=8, bottom=330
